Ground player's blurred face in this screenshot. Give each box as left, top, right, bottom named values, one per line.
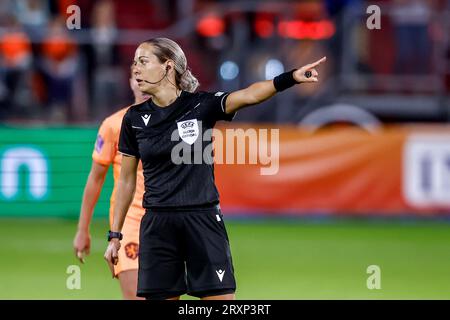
left=132, top=43, right=167, bottom=93
left=129, top=74, right=150, bottom=104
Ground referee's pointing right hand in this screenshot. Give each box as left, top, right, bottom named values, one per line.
left=293, top=56, right=326, bottom=83
left=104, top=239, right=121, bottom=278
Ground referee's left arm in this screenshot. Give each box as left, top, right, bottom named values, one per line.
left=110, top=155, right=138, bottom=233
left=224, top=56, right=326, bottom=114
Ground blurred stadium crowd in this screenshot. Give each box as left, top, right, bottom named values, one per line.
left=0, top=0, right=448, bottom=124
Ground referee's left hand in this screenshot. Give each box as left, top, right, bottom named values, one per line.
left=293, top=56, right=326, bottom=83
left=104, top=239, right=121, bottom=279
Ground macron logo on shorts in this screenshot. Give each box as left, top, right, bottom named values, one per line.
left=216, top=269, right=225, bottom=282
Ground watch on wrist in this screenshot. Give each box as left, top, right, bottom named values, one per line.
left=107, top=230, right=123, bottom=241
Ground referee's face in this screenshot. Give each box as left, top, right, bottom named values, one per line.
left=132, top=43, right=167, bottom=93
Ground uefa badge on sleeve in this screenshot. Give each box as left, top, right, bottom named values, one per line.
left=95, top=135, right=104, bottom=153
left=176, top=119, right=199, bottom=145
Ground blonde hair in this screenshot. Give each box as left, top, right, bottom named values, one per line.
left=142, top=38, right=199, bottom=92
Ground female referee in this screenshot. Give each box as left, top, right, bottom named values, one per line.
left=104, top=37, right=326, bottom=300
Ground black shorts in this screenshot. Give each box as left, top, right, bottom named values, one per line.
left=137, top=204, right=236, bottom=299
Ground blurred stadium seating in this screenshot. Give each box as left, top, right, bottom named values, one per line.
left=0, top=0, right=448, bottom=124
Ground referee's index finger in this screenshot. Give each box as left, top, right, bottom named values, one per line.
left=307, top=56, right=327, bottom=69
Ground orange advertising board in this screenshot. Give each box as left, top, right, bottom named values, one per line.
left=214, top=124, right=450, bottom=216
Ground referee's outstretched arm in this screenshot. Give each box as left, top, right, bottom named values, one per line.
left=225, top=56, right=326, bottom=114
left=104, top=155, right=138, bottom=278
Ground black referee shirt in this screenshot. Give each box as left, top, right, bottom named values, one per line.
left=118, top=90, right=236, bottom=209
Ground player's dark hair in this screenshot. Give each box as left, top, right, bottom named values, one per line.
left=142, top=38, right=199, bottom=93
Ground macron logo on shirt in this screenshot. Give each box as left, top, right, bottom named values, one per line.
left=141, top=114, right=151, bottom=126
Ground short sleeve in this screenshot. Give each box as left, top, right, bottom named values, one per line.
left=118, top=111, right=140, bottom=158
left=92, top=120, right=115, bottom=166
left=205, top=91, right=237, bottom=122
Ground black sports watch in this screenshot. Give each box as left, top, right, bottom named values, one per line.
left=107, top=230, right=123, bottom=241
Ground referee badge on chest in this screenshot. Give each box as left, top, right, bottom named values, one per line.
left=176, top=119, right=199, bottom=145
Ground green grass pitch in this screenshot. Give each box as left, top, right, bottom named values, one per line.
left=1, top=217, right=450, bottom=299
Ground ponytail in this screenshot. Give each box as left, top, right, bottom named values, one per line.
left=177, top=68, right=199, bottom=93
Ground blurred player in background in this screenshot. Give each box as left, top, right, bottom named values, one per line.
left=73, top=70, right=149, bottom=299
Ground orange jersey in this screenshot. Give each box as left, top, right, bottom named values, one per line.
left=92, top=107, right=145, bottom=223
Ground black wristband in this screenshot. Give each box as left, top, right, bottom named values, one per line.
left=107, top=230, right=123, bottom=241
left=273, top=69, right=300, bottom=92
